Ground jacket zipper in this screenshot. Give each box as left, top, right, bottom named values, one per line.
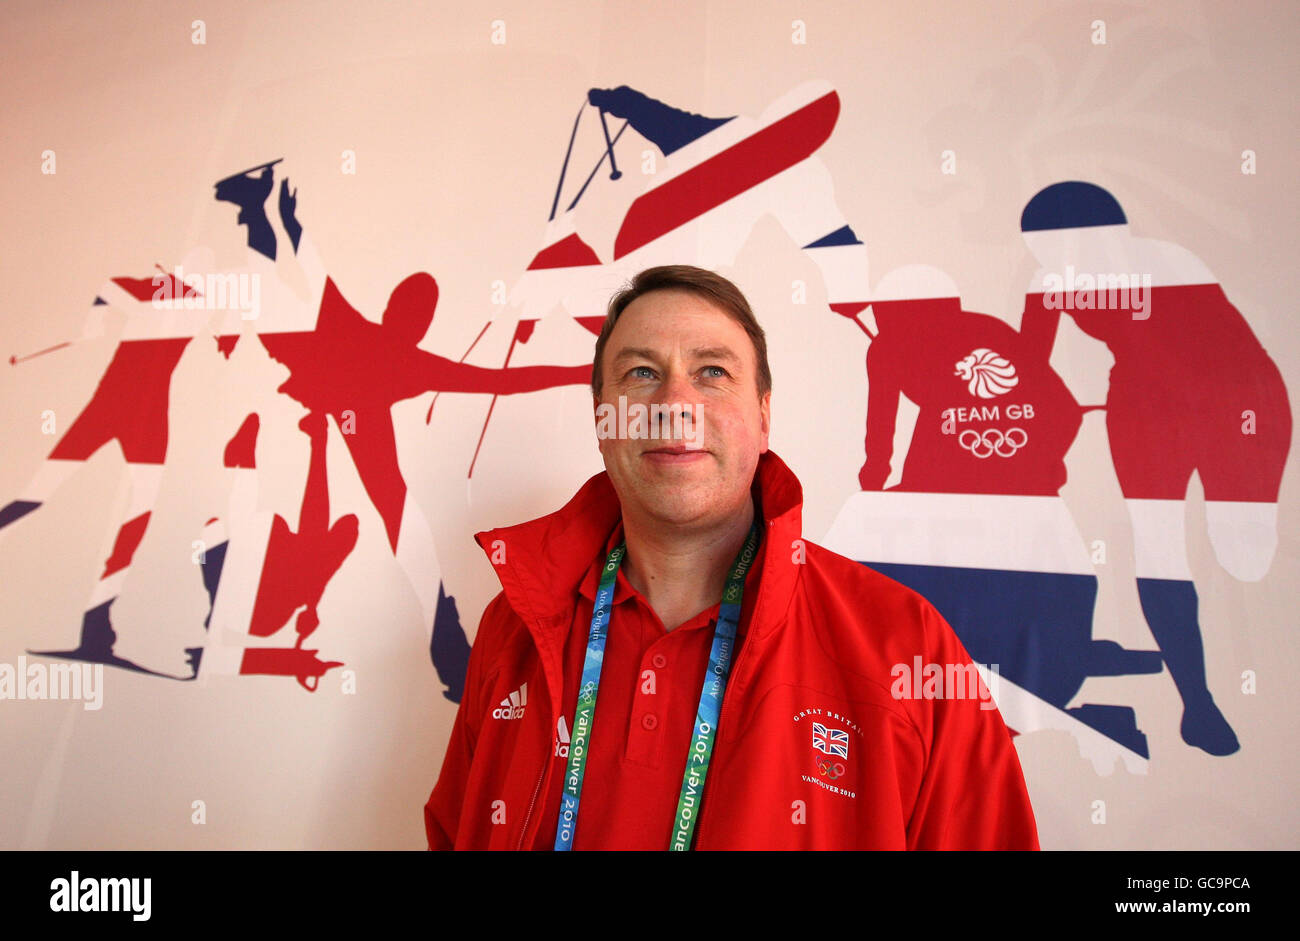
left=515, top=659, right=556, bottom=850
left=698, top=611, right=759, bottom=849
left=516, top=628, right=561, bottom=850
left=716, top=533, right=772, bottom=748
left=703, top=528, right=784, bottom=846
left=516, top=757, right=547, bottom=850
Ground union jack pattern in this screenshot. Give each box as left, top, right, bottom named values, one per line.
left=812, top=722, right=850, bottom=759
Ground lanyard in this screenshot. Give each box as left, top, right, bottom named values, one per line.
left=553, top=515, right=762, bottom=851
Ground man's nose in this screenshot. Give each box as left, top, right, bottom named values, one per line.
left=652, top=367, right=697, bottom=436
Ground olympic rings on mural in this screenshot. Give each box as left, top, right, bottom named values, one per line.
left=957, top=426, right=1028, bottom=459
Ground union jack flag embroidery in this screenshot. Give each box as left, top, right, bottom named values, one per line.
left=812, top=722, right=849, bottom=759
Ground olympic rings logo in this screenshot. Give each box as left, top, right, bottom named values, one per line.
left=816, top=758, right=847, bottom=779
left=958, top=426, right=1027, bottom=459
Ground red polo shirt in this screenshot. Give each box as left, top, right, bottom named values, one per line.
left=531, top=518, right=766, bottom=850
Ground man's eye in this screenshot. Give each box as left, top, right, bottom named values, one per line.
left=703, top=365, right=729, bottom=378
left=629, top=366, right=656, bottom=379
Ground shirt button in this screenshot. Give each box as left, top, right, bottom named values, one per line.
left=641, top=713, right=658, bottom=731
left=652, top=653, right=667, bottom=669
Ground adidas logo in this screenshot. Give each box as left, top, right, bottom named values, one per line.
left=555, top=715, right=570, bottom=757
left=492, top=682, right=527, bottom=720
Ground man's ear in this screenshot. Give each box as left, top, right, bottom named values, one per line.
left=759, top=390, right=771, bottom=453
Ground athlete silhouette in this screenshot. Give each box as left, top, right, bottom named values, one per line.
left=257, top=272, right=590, bottom=552
left=1019, top=181, right=1293, bottom=755
left=843, top=265, right=1161, bottom=767
left=860, top=291, right=1083, bottom=496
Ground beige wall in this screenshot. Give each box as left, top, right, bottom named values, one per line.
left=0, top=0, right=1295, bottom=848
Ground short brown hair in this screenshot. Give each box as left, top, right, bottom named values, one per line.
left=591, top=265, right=772, bottom=400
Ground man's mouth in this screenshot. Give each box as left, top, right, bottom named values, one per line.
left=642, top=444, right=709, bottom=464
left=645, top=444, right=704, bottom=454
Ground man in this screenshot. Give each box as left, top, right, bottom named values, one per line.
left=424, top=265, right=1039, bottom=849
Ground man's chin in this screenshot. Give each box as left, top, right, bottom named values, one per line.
left=629, top=483, right=729, bottom=524
left=641, top=506, right=714, bottom=530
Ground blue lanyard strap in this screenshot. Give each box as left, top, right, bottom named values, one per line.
left=554, top=516, right=762, bottom=851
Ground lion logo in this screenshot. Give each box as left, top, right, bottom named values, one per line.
left=955, top=348, right=1019, bottom=398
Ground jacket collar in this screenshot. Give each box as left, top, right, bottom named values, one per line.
left=473, top=449, right=805, bottom=654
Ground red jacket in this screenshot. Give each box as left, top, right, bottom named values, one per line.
left=424, top=450, right=1040, bottom=849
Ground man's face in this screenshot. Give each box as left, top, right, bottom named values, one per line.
left=594, top=288, right=770, bottom=530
